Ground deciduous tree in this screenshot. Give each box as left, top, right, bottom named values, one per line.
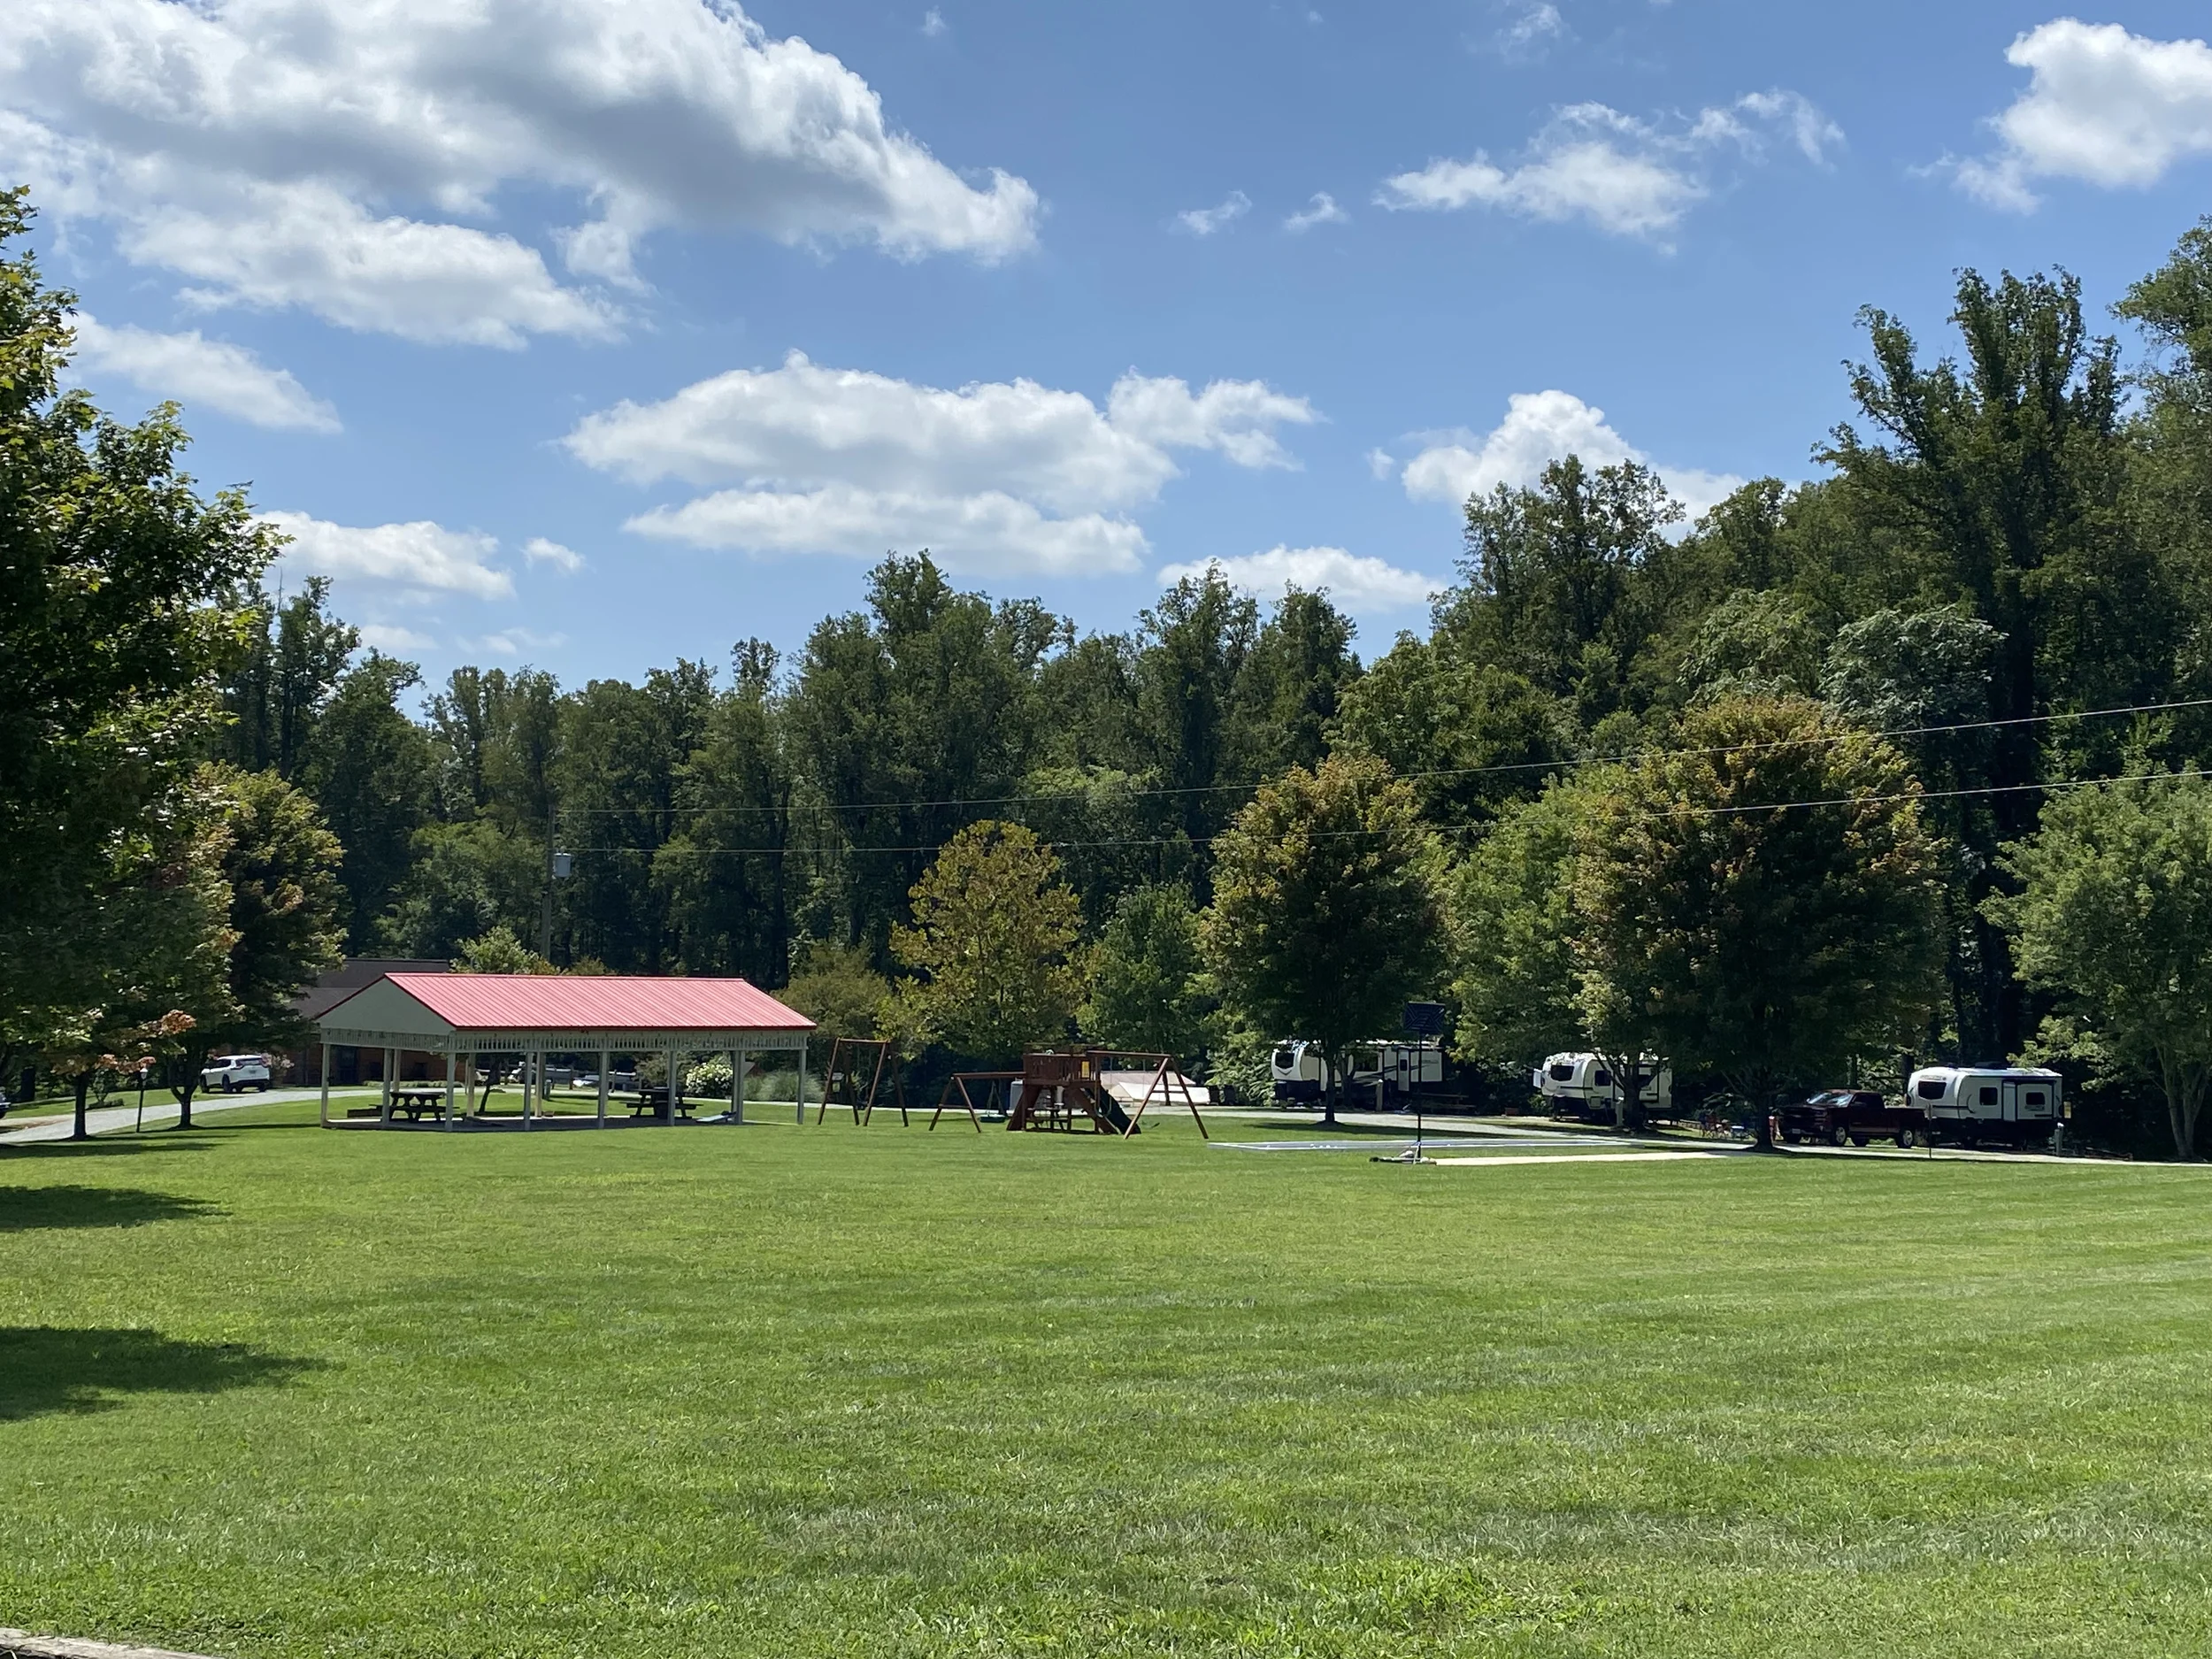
left=1988, top=773, right=2212, bottom=1159
left=1202, top=754, right=1447, bottom=1125
left=1571, top=695, right=1942, bottom=1143
left=891, top=821, right=1083, bottom=1062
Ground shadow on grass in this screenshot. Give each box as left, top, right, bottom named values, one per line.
left=0, top=1138, right=213, bottom=1162
left=0, top=1185, right=220, bottom=1232
left=0, top=1327, right=323, bottom=1422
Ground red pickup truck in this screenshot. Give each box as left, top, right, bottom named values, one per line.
left=1778, top=1088, right=1925, bottom=1148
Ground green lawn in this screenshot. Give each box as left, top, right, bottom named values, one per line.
left=4, top=1117, right=2212, bottom=1658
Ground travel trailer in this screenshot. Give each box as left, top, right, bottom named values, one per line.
left=1907, top=1065, right=2065, bottom=1147
left=1533, top=1052, right=1672, bottom=1120
left=1270, top=1040, right=1446, bottom=1105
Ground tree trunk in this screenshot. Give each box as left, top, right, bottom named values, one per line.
left=1322, top=1049, right=1340, bottom=1127
left=72, top=1072, right=91, bottom=1141
left=2160, top=1053, right=2207, bottom=1162
left=175, top=1079, right=197, bottom=1132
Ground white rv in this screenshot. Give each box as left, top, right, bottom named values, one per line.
left=1270, top=1040, right=1445, bottom=1105
left=1533, top=1052, right=1672, bottom=1119
left=1908, top=1065, right=2064, bottom=1146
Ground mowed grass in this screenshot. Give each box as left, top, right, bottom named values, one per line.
left=4, top=1115, right=2212, bottom=1658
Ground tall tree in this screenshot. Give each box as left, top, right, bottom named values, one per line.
left=787, top=557, right=1056, bottom=958
left=1571, top=695, right=1943, bottom=1144
left=302, top=654, right=434, bottom=949
left=1136, top=568, right=1259, bottom=858
left=1448, top=785, right=1586, bottom=1084
left=1081, top=884, right=1214, bottom=1060
left=1989, top=773, right=2212, bottom=1160
left=890, top=821, right=1083, bottom=1062
left=1822, top=269, right=2167, bottom=1054
left=1231, top=587, right=1361, bottom=778
left=164, top=765, right=346, bottom=1127
left=219, top=577, right=357, bottom=780
left=1436, top=457, right=1678, bottom=725
left=0, top=188, right=273, bottom=1067
left=1202, top=754, right=1448, bottom=1125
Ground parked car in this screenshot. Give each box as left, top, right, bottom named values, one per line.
left=201, top=1054, right=272, bottom=1093
left=1779, top=1088, right=1924, bottom=1148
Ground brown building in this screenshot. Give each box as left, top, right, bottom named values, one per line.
left=288, top=959, right=449, bottom=1086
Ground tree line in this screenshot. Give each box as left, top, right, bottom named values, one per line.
left=12, top=182, right=2212, bottom=1153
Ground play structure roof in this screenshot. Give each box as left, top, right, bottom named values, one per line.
left=316, top=972, right=816, bottom=1050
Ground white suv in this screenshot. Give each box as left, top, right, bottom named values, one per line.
left=202, top=1054, right=273, bottom=1093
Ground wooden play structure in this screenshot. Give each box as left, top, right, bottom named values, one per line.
left=815, top=1037, right=912, bottom=1126
left=928, top=1048, right=1210, bottom=1139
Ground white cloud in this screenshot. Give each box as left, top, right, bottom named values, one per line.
left=628, top=486, right=1148, bottom=577
left=1496, top=3, right=1566, bottom=59
left=1159, top=548, right=1440, bottom=611
left=1284, top=192, right=1349, bottom=232
left=1366, top=447, right=1396, bottom=480
left=1399, top=389, right=1744, bottom=520
left=261, top=511, right=514, bottom=598
left=357, top=622, right=438, bottom=653
left=465, top=626, right=569, bottom=657
left=1377, top=90, right=1841, bottom=241
left=523, top=537, right=585, bottom=572
left=69, top=312, right=339, bottom=432
left=922, top=9, right=948, bottom=37
left=1178, top=191, right=1252, bottom=236
left=565, top=352, right=1316, bottom=576
left=0, top=0, right=1037, bottom=343
left=1950, top=20, right=2212, bottom=211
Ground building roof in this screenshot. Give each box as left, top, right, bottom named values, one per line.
left=292, top=958, right=449, bottom=1024
left=316, top=972, right=816, bottom=1048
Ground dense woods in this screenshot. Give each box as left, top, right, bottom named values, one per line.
left=16, top=184, right=2212, bottom=1152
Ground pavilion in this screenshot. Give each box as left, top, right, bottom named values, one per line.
left=313, top=972, right=815, bottom=1129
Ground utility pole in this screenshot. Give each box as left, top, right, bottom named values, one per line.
left=541, top=817, right=572, bottom=964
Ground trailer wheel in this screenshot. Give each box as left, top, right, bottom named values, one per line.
left=1851, top=1133, right=1870, bottom=1148
left=1830, top=1123, right=1851, bottom=1148
left=1782, top=1127, right=1802, bottom=1144
left=1896, top=1126, right=1916, bottom=1149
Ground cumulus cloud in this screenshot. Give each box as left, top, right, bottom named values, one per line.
left=1950, top=20, right=2212, bottom=211
left=1284, top=192, right=1349, bottom=232
left=630, top=486, right=1148, bottom=576
left=261, top=511, right=514, bottom=598
left=567, top=352, right=1317, bottom=576
left=0, top=0, right=1037, bottom=343
left=523, top=537, right=585, bottom=572
left=1377, top=90, right=1841, bottom=241
left=69, top=312, right=339, bottom=432
left=1399, top=389, right=1744, bottom=520
left=1178, top=191, right=1252, bottom=236
left=1158, top=548, right=1440, bottom=611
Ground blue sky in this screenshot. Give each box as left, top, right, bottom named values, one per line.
left=9, top=0, right=2212, bottom=689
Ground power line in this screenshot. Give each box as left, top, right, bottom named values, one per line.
left=550, top=763, right=2212, bottom=857
left=541, top=693, right=2212, bottom=821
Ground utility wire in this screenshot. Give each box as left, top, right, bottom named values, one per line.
left=551, top=762, right=2212, bottom=857
left=540, top=693, right=2212, bottom=821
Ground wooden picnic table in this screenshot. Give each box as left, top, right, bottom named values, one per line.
left=388, top=1087, right=449, bottom=1123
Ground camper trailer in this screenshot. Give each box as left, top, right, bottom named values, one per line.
left=1270, top=1040, right=1445, bottom=1105
left=1908, top=1065, right=2065, bottom=1147
left=1533, top=1052, right=1673, bottom=1121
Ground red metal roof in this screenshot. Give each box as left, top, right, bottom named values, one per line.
left=367, top=972, right=815, bottom=1033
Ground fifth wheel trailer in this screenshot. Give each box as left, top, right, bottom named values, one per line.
left=1534, top=1052, right=1672, bottom=1120
left=1908, top=1065, right=2065, bottom=1147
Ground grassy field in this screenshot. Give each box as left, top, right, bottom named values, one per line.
left=4, top=1111, right=2212, bottom=1658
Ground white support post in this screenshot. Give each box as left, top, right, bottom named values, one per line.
left=523, top=1048, right=536, bottom=1127
left=319, top=1043, right=331, bottom=1128
left=597, top=1048, right=609, bottom=1129
left=380, top=1048, right=394, bottom=1124
left=666, top=1047, right=679, bottom=1122
left=444, top=1049, right=457, bottom=1131
left=730, top=1047, right=743, bottom=1125
left=795, top=1037, right=808, bottom=1125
